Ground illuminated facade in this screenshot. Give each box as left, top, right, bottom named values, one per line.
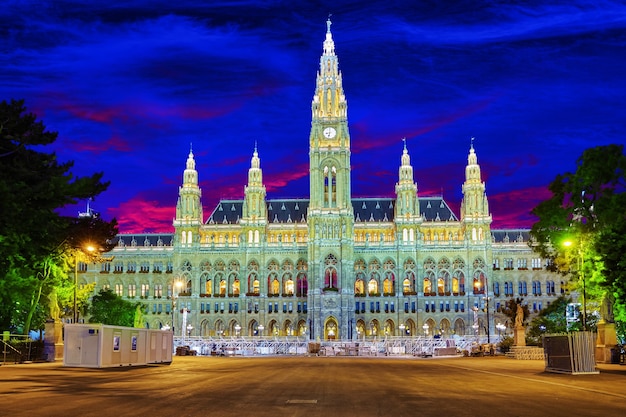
left=77, top=20, right=562, bottom=339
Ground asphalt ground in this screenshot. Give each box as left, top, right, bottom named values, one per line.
left=1, top=356, right=625, bottom=417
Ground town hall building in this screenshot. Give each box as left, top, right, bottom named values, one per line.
left=77, top=19, right=562, bottom=340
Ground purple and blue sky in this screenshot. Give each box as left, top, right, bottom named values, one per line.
left=2, top=1, right=625, bottom=233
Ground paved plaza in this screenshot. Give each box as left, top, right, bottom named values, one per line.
left=1, top=356, right=625, bottom=417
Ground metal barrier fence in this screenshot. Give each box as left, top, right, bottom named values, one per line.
left=1, top=334, right=44, bottom=364
left=173, top=335, right=492, bottom=357
left=543, top=332, right=599, bottom=374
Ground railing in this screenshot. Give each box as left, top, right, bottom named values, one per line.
left=1, top=335, right=44, bottom=364
left=172, top=335, right=491, bottom=357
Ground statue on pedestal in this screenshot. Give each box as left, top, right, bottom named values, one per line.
left=600, top=293, right=615, bottom=324
left=44, top=288, right=64, bottom=361
left=515, top=304, right=524, bottom=329
left=48, top=288, right=61, bottom=322
left=513, top=303, right=526, bottom=347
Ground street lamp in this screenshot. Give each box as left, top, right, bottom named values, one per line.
left=496, top=323, right=506, bottom=339
left=186, top=324, right=193, bottom=339
left=399, top=323, right=405, bottom=337
left=73, top=245, right=95, bottom=323
left=563, top=239, right=587, bottom=331
left=258, top=324, right=264, bottom=337
left=235, top=324, right=241, bottom=337
left=422, top=323, right=429, bottom=337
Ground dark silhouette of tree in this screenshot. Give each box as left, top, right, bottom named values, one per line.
left=0, top=99, right=117, bottom=333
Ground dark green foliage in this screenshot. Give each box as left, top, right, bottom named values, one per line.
left=497, top=336, right=514, bottom=354
left=529, top=144, right=626, bottom=331
left=0, top=99, right=117, bottom=333
left=527, top=295, right=571, bottom=338
left=596, top=218, right=626, bottom=324
left=88, top=289, right=141, bottom=327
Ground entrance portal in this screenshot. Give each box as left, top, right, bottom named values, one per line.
left=324, top=317, right=338, bottom=340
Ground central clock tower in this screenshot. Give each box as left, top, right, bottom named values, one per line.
left=307, top=18, right=355, bottom=340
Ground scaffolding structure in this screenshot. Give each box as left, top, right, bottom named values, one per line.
left=173, top=335, right=490, bottom=357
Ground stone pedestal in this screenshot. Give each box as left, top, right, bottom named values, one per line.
left=595, top=321, right=618, bottom=364
left=513, top=326, right=526, bottom=347
left=43, top=320, right=64, bottom=362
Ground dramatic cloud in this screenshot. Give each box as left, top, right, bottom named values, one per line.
left=2, top=1, right=625, bottom=232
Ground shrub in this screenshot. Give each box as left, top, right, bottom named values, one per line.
left=497, top=336, right=514, bottom=353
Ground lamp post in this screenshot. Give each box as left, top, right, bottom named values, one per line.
left=422, top=323, right=429, bottom=337
left=73, top=245, right=95, bottom=323
left=564, top=239, right=587, bottom=331
left=483, top=295, right=491, bottom=343
left=235, top=324, right=241, bottom=337
left=399, top=323, right=405, bottom=337
left=258, top=324, right=264, bottom=337
left=171, top=280, right=183, bottom=336
left=186, top=324, right=193, bottom=339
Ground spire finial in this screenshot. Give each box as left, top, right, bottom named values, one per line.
left=470, top=136, right=475, bottom=149
left=402, top=137, right=407, bottom=151
left=254, top=140, right=258, bottom=153
left=327, top=14, right=332, bottom=32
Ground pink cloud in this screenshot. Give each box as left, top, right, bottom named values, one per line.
left=70, top=134, right=133, bottom=153
left=108, top=198, right=175, bottom=233
left=489, top=185, right=551, bottom=228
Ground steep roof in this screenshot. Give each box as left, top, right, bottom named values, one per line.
left=206, top=196, right=458, bottom=225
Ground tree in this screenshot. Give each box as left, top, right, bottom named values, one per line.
left=527, top=295, right=571, bottom=338
left=529, top=144, right=626, bottom=331
left=88, top=289, right=142, bottom=327
left=0, top=99, right=117, bottom=334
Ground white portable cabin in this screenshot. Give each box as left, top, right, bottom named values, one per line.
left=63, top=324, right=173, bottom=368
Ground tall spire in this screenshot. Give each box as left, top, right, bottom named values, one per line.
left=312, top=17, right=347, bottom=121
left=309, top=19, right=352, bottom=212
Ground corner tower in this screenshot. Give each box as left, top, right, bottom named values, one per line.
left=307, top=18, right=355, bottom=341
left=461, top=141, right=492, bottom=242
left=241, top=145, right=267, bottom=245
left=174, top=147, right=203, bottom=247
left=394, top=140, right=422, bottom=243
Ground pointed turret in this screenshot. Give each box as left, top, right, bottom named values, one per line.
left=242, top=145, right=267, bottom=245
left=243, top=145, right=267, bottom=220
left=174, top=146, right=203, bottom=247
left=394, top=139, right=419, bottom=219
left=461, top=140, right=491, bottom=241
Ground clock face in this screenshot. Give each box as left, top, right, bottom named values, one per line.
left=323, top=127, right=337, bottom=139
